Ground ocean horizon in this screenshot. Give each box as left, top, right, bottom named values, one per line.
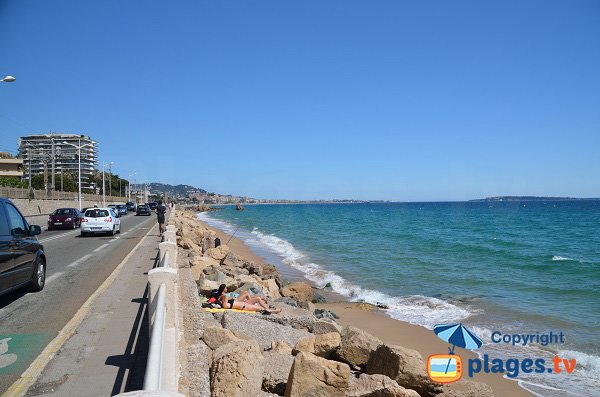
left=197, top=201, right=599, bottom=397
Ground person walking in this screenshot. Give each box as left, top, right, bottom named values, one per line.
left=156, top=200, right=167, bottom=236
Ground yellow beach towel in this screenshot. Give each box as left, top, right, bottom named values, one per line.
left=203, top=307, right=259, bottom=314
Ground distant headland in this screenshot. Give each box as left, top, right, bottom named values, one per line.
left=470, top=196, right=600, bottom=202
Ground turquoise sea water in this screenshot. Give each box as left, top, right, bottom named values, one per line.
left=198, top=201, right=600, bottom=397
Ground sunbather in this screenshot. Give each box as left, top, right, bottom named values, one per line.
left=219, top=293, right=281, bottom=314
left=218, top=284, right=274, bottom=310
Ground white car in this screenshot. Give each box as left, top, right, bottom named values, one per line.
left=80, top=208, right=121, bottom=236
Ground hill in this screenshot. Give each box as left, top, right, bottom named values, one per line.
left=147, top=183, right=207, bottom=198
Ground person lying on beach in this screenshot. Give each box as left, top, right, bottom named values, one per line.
left=224, top=288, right=274, bottom=311
left=219, top=293, right=281, bottom=314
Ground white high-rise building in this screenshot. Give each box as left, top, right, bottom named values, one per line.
left=18, top=133, right=99, bottom=190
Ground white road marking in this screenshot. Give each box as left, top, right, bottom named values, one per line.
left=45, top=271, right=64, bottom=284
left=92, top=244, right=109, bottom=253
left=38, top=230, right=79, bottom=243
left=121, top=231, right=129, bottom=235
left=67, top=254, right=92, bottom=268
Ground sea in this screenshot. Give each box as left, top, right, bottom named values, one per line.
left=197, top=201, right=600, bottom=397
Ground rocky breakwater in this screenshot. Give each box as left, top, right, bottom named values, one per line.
left=172, top=209, right=494, bottom=397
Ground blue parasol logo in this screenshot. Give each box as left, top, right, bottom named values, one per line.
left=433, top=323, right=483, bottom=354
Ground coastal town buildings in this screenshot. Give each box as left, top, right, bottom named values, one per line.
left=0, top=153, right=24, bottom=179
left=17, top=133, right=98, bottom=189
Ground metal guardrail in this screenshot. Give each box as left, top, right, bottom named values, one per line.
left=144, top=214, right=177, bottom=393
left=144, top=283, right=166, bottom=391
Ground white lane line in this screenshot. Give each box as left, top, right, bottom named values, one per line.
left=45, top=272, right=64, bottom=284
left=38, top=230, right=79, bottom=243
left=92, top=244, right=109, bottom=253
left=67, top=254, right=92, bottom=268
left=121, top=231, right=129, bottom=235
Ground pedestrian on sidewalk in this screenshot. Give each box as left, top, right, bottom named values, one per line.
left=156, top=200, right=167, bottom=236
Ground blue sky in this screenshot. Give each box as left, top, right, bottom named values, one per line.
left=1, top=0, right=599, bottom=201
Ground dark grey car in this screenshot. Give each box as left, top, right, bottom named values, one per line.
left=0, top=198, right=45, bottom=297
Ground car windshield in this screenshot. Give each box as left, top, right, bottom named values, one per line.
left=53, top=209, right=71, bottom=215
left=84, top=209, right=109, bottom=218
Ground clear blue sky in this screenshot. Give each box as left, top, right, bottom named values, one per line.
left=1, top=0, right=599, bottom=201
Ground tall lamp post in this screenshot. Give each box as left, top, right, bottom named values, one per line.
left=102, top=162, right=113, bottom=207
left=62, top=140, right=95, bottom=211
left=128, top=172, right=136, bottom=202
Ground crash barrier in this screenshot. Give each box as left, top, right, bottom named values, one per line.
left=144, top=218, right=180, bottom=393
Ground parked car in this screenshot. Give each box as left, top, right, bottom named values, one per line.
left=126, top=201, right=136, bottom=211
left=116, top=205, right=128, bottom=216
left=0, top=197, right=45, bottom=296
left=47, top=208, right=81, bottom=230
left=136, top=204, right=151, bottom=216
left=148, top=202, right=158, bottom=210
left=80, top=208, right=121, bottom=236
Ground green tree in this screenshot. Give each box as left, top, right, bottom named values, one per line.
left=0, top=177, right=27, bottom=188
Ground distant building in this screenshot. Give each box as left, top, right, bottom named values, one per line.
left=0, top=153, right=23, bottom=179
left=18, top=134, right=98, bottom=189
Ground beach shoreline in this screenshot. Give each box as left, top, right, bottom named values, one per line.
left=194, top=214, right=535, bottom=397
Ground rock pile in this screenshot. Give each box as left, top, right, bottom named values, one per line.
left=173, top=209, right=494, bottom=397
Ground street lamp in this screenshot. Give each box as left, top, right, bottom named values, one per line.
left=102, top=162, right=113, bottom=207
left=1, top=75, right=16, bottom=83
left=62, top=140, right=95, bottom=211
left=128, top=172, right=136, bottom=202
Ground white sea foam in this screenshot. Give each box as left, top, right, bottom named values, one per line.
left=248, top=228, right=471, bottom=328
left=552, top=255, right=573, bottom=261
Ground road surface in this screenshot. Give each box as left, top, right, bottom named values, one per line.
left=0, top=212, right=157, bottom=394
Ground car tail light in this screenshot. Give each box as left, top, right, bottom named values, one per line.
left=104, top=217, right=112, bottom=223
left=81, top=218, right=88, bottom=222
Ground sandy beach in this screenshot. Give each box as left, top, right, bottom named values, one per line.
left=195, top=216, right=535, bottom=397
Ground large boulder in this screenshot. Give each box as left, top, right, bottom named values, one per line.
left=202, top=326, right=244, bottom=350
left=366, top=344, right=441, bottom=397
left=313, top=319, right=344, bottom=335
left=335, top=326, right=383, bottom=369
left=281, top=282, right=313, bottom=303
left=262, top=278, right=282, bottom=300
left=179, top=237, right=202, bottom=253
left=347, top=373, right=421, bottom=397
left=210, top=340, right=264, bottom=397
left=262, top=351, right=295, bottom=395
left=205, top=245, right=230, bottom=261
left=293, top=332, right=341, bottom=358
left=197, top=278, right=221, bottom=295
left=284, top=352, right=351, bottom=397
left=221, top=311, right=312, bottom=350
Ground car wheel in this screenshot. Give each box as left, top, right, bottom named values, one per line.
left=29, top=257, right=46, bottom=292
left=48, top=226, right=53, bottom=231
left=81, top=231, right=88, bottom=237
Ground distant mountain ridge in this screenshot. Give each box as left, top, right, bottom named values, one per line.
left=147, top=183, right=207, bottom=197
left=470, top=196, right=600, bottom=202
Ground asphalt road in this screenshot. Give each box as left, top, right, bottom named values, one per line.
left=0, top=212, right=158, bottom=394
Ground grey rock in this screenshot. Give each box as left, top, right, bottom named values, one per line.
left=275, top=297, right=299, bottom=307
left=220, top=311, right=312, bottom=350
left=262, top=351, right=294, bottom=395
left=314, top=309, right=339, bottom=320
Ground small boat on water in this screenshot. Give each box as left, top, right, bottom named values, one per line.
left=235, top=203, right=245, bottom=211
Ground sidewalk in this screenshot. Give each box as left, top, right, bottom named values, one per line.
left=24, top=225, right=161, bottom=397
